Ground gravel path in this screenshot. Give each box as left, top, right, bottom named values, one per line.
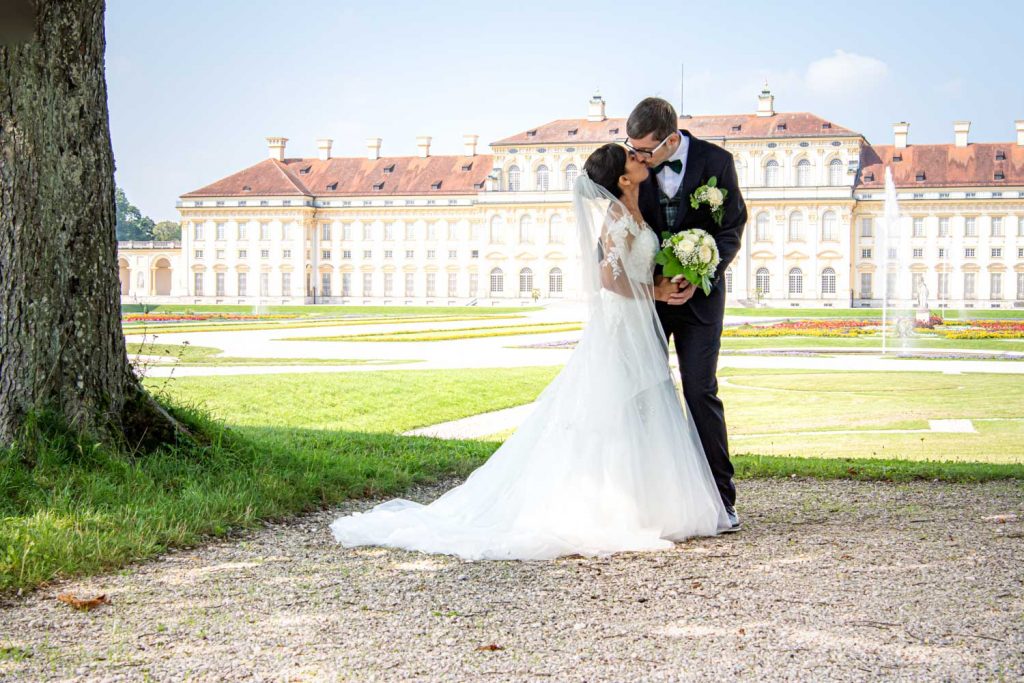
left=2, top=478, right=1022, bottom=682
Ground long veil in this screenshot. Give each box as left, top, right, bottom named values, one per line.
left=329, top=173, right=729, bottom=560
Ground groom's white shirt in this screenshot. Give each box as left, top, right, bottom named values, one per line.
left=655, top=131, right=689, bottom=198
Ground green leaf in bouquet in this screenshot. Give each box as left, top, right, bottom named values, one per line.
left=654, top=250, right=671, bottom=266
left=707, top=176, right=717, bottom=188
left=661, top=231, right=673, bottom=241
left=662, top=260, right=686, bottom=277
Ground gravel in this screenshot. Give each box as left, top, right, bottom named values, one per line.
left=1, top=478, right=1022, bottom=682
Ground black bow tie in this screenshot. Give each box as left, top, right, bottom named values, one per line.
left=653, top=159, right=683, bottom=174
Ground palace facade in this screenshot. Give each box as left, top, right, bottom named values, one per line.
left=118, top=89, right=1024, bottom=309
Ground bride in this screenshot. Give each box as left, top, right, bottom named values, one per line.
left=330, top=143, right=731, bottom=560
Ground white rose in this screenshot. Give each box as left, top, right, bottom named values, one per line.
left=706, top=187, right=724, bottom=207
left=678, top=240, right=695, bottom=253
left=699, top=245, right=713, bottom=263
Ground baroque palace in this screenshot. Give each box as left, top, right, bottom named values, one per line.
left=118, top=89, right=1024, bottom=309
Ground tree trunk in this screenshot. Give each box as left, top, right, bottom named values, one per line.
left=0, top=0, right=181, bottom=449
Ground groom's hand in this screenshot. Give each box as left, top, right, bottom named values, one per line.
left=653, top=276, right=678, bottom=303
left=667, top=280, right=696, bottom=306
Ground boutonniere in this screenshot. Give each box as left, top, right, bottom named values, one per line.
left=690, top=176, right=727, bottom=227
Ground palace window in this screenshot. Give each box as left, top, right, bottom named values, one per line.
left=425, top=273, right=435, bottom=296
left=519, top=216, right=533, bottom=243
left=447, top=222, right=458, bottom=240
left=938, top=273, right=949, bottom=299
left=343, top=273, right=353, bottom=296
left=383, top=273, right=394, bottom=296
left=237, top=221, right=247, bottom=240
left=549, top=267, right=563, bottom=294
left=194, top=272, right=204, bottom=295
left=796, top=159, right=812, bottom=187
left=507, top=166, right=521, bottom=192
left=364, top=272, right=374, bottom=297
left=965, top=248, right=976, bottom=258
left=281, top=272, right=291, bottom=295
left=321, top=273, right=331, bottom=297
left=913, top=248, right=924, bottom=259
left=490, top=267, right=504, bottom=293
left=860, top=273, right=872, bottom=298
left=260, top=223, right=270, bottom=240
left=755, top=212, right=770, bottom=241
left=426, top=249, right=435, bottom=259
left=964, top=273, right=976, bottom=299
left=549, top=215, right=565, bottom=243
left=216, top=273, right=226, bottom=296
left=536, top=165, right=550, bottom=191
left=821, top=267, right=836, bottom=295
left=194, top=223, right=204, bottom=240
left=321, top=223, right=331, bottom=241
left=829, top=159, right=844, bottom=186
left=194, top=249, right=204, bottom=259
left=490, top=216, right=505, bottom=243
left=788, top=212, right=803, bottom=241
left=448, top=250, right=457, bottom=259
left=216, top=223, right=226, bottom=240
left=238, top=249, right=247, bottom=259
left=469, top=273, right=479, bottom=296
left=564, top=164, right=579, bottom=189
left=282, top=249, right=291, bottom=259
left=384, top=223, right=395, bottom=241
left=861, top=249, right=872, bottom=259
left=764, top=159, right=779, bottom=187
left=260, top=249, right=269, bottom=259
left=992, top=248, right=1003, bottom=258
left=860, top=218, right=873, bottom=238
left=992, top=217, right=1003, bottom=236
left=821, top=211, right=837, bottom=241
left=384, top=250, right=393, bottom=259
left=788, top=268, right=803, bottom=295
left=519, top=267, right=533, bottom=294
left=322, top=250, right=331, bottom=261
left=755, top=268, right=770, bottom=295
left=938, top=217, right=950, bottom=237
left=237, top=273, right=247, bottom=296
left=404, top=249, right=414, bottom=259
left=1017, top=273, right=1024, bottom=300
left=965, top=217, right=977, bottom=237
left=991, top=273, right=1003, bottom=299
left=913, top=217, right=925, bottom=237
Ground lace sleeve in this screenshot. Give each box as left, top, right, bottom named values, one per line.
left=599, top=214, right=639, bottom=296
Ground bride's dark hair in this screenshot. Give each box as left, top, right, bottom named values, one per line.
left=583, top=143, right=627, bottom=199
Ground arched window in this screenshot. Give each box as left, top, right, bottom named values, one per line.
left=725, top=267, right=733, bottom=294
left=756, top=212, right=771, bottom=241
left=755, top=267, right=770, bottom=294
left=821, top=211, right=838, bottom=241
left=136, top=271, right=144, bottom=287
left=489, top=216, right=505, bottom=243
left=788, top=267, right=803, bottom=295
left=535, top=165, right=549, bottom=191
left=788, top=212, right=803, bottom=241
left=519, top=267, right=533, bottom=293
left=564, top=164, right=578, bottom=189
left=548, top=215, right=564, bottom=243
left=519, top=215, right=533, bottom=243
left=507, top=165, right=521, bottom=192
left=765, top=159, right=779, bottom=187
left=829, top=159, right=844, bottom=186
left=796, top=159, right=812, bottom=187
left=490, top=267, right=504, bottom=293
left=821, top=267, right=837, bottom=295
left=734, top=160, right=746, bottom=186
left=549, top=267, right=563, bottom=294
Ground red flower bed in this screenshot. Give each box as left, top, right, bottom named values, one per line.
left=122, top=313, right=291, bottom=323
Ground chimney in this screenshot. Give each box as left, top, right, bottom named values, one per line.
left=266, top=136, right=288, bottom=161
left=1015, top=120, right=1024, bottom=146
left=756, top=82, right=775, bottom=117
left=316, top=138, right=333, bottom=161
left=953, top=120, right=971, bottom=148
left=366, top=137, right=382, bottom=160
left=587, top=93, right=606, bottom=122
left=463, top=134, right=479, bottom=157
left=416, top=135, right=432, bottom=158
left=893, top=122, right=909, bottom=149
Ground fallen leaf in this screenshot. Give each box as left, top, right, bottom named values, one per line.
left=839, top=554, right=853, bottom=560
left=476, top=644, right=504, bottom=652
left=56, top=593, right=109, bottom=611
left=738, top=628, right=746, bottom=636
left=691, top=581, right=702, bottom=589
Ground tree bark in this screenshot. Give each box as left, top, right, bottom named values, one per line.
left=0, top=0, right=181, bottom=449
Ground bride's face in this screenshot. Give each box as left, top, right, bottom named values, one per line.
left=619, top=148, right=650, bottom=192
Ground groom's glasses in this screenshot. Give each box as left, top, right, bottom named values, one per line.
left=623, top=134, right=674, bottom=160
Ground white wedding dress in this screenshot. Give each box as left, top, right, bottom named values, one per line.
left=330, top=176, right=730, bottom=560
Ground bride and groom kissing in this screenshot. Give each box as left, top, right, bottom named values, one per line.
left=331, top=96, right=747, bottom=560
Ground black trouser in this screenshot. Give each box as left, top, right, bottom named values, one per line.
left=657, top=304, right=735, bottom=508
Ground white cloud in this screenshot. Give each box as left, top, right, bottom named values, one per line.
left=805, top=50, right=889, bottom=97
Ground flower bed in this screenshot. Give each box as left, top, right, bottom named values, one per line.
left=123, top=313, right=292, bottom=323
left=932, top=319, right=1024, bottom=339
left=723, top=319, right=876, bottom=338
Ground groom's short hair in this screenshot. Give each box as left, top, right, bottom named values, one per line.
left=627, top=98, right=679, bottom=140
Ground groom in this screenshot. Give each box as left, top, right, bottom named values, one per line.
left=626, top=97, right=747, bottom=531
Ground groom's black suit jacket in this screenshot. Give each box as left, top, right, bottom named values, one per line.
left=639, top=130, right=746, bottom=508
left=639, top=130, right=747, bottom=326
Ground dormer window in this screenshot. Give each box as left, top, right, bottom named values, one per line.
left=608, top=127, right=619, bottom=135
left=461, top=162, right=473, bottom=171
left=731, top=124, right=742, bottom=132
left=568, top=128, right=578, bottom=136
left=776, top=123, right=787, bottom=131
left=916, top=172, right=926, bottom=182
left=373, top=181, right=385, bottom=191
left=892, top=154, right=903, bottom=162
left=383, top=164, right=395, bottom=174
left=299, top=165, right=311, bottom=174
left=242, top=185, right=252, bottom=192
left=431, top=180, right=442, bottom=190
left=526, top=130, right=537, bottom=137
left=996, top=150, right=1006, bottom=161
left=821, top=122, right=832, bottom=129
left=473, top=181, right=485, bottom=189
left=995, top=171, right=1006, bottom=180
left=326, top=182, right=338, bottom=191
left=864, top=172, right=875, bottom=182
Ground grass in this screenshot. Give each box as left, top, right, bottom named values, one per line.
left=720, top=336, right=1024, bottom=352
left=126, top=342, right=413, bottom=367
left=3, top=365, right=1022, bottom=594
left=123, top=313, right=525, bottom=336
left=293, top=322, right=583, bottom=343
left=726, top=307, right=1024, bottom=319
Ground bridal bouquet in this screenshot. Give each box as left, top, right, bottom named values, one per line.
left=655, top=228, right=721, bottom=295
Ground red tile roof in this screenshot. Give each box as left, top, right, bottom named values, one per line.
left=492, top=112, right=859, bottom=145
left=183, top=155, right=494, bottom=198
left=858, top=143, right=1024, bottom=189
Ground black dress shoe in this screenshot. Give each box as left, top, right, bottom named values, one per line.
left=722, top=505, right=741, bottom=533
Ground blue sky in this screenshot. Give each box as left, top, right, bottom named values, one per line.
left=105, top=0, right=1024, bottom=221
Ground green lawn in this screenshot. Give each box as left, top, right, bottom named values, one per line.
left=4, top=365, right=1022, bottom=594
left=293, top=322, right=583, bottom=343
left=726, top=307, right=1024, bottom=319
left=122, top=304, right=540, bottom=316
